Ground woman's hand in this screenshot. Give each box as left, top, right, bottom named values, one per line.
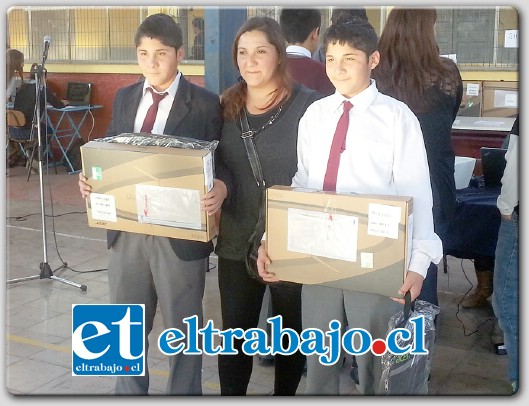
left=201, top=179, right=227, bottom=216
left=391, top=270, right=424, bottom=304
left=257, top=241, right=280, bottom=283
left=78, top=172, right=91, bottom=199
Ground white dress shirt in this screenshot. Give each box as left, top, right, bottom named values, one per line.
left=286, top=45, right=312, bottom=58
left=292, top=79, right=443, bottom=278
left=497, top=133, right=518, bottom=215
left=134, top=72, right=181, bottom=134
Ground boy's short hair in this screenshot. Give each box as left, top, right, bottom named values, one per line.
left=331, top=8, right=368, bottom=25
left=192, top=17, right=204, bottom=31
left=323, top=20, right=378, bottom=58
left=135, top=13, right=183, bottom=51
left=279, top=8, right=322, bottom=44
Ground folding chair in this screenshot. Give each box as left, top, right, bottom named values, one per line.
left=7, top=109, right=57, bottom=180
left=6, top=110, right=38, bottom=176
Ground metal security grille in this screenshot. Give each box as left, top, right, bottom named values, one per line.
left=7, top=6, right=198, bottom=63
left=7, top=6, right=518, bottom=70
left=248, top=7, right=278, bottom=20
left=436, top=7, right=518, bottom=69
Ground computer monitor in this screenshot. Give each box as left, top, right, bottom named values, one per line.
left=66, top=82, right=92, bottom=106
left=480, top=147, right=507, bottom=188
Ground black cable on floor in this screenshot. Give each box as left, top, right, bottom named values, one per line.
left=446, top=257, right=496, bottom=338
left=8, top=211, right=87, bottom=221
left=43, top=169, right=106, bottom=276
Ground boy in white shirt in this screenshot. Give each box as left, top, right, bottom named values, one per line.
left=257, top=20, right=442, bottom=394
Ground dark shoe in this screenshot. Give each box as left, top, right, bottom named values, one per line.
left=462, top=270, right=493, bottom=308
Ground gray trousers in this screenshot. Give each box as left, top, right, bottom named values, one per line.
left=108, top=232, right=207, bottom=395
left=302, top=284, right=400, bottom=395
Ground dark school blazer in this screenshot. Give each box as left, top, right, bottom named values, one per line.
left=105, top=74, right=223, bottom=261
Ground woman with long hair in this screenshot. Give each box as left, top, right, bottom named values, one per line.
left=202, top=16, right=321, bottom=395
left=6, top=48, right=24, bottom=102
left=373, top=8, right=463, bottom=307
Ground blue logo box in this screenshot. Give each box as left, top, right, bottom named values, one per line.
left=72, top=304, right=145, bottom=376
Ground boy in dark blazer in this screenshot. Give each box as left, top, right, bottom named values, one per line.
left=79, top=13, right=223, bottom=395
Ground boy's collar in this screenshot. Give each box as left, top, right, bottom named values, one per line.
left=143, top=72, right=181, bottom=98
left=286, top=45, right=311, bottom=58
left=332, top=79, right=377, bottom=112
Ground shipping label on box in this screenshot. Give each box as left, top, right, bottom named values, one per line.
left=457, top=81, right=482, bottom=117
left=482, top=81, right=518, bottom=118
left=266, top=185, right=413, bottom=298
left=81, top=140, right=217, bottom=242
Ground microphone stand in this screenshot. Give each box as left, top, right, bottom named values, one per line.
left=6, top=41, right=87, bottom=291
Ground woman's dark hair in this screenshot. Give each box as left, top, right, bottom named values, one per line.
left=221, top=16, right=292, bottom=119
left=373, top=8, right=459, bottom=113
left=7, top=48, right=24, bottom=83
left=29, top=62, right=46, bottom=80
left=135, top=13, right=183, bottom=51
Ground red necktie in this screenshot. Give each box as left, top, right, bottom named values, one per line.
left=323, top=101, right=353, bottom=191
left=140, top=88, right=168, bottom=133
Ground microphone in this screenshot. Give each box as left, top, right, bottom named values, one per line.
left=42, top=35, right=52, bottom=60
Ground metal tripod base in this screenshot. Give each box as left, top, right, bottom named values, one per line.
left=6, top=61, right=88, bottom=294
left=6, top=262, right=87, bottom=291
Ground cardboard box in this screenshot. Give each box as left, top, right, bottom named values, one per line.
left=457, top=81, right=482, bottom=117
left=482, top=81, right=518, bottom=118
left=266, top=186, right=413, bottom=298
left=81, top=140, right=217, bottom=242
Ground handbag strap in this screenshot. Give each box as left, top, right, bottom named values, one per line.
left=240, top=109, right=266, bottom=188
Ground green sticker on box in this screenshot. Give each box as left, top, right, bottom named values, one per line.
left=92, top=167, right=102, bottom=180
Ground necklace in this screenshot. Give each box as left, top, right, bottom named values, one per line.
left=244, top=105, right=283, bottom=137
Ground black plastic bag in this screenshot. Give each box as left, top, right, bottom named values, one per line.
left=379, top=293, right=440, bottom=395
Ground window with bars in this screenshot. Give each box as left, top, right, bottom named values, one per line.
left=7, top=6, right=202, bottom=63
left=7, top=6, right=518, bottom=70
left=436, top=7, right=518, bottom=68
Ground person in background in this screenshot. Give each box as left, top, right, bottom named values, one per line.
left=201, top=16, right=321, bottom=395
left=6, top=48, right=24, bottom=102
left=280, top=8, right=334, bottom=96
left=312, top=7, right=368, bottom=64
left=78, top=13, right=223, bottom=395
left=492, top=115, right=519, bottom=394
left=10, top=62, right=66, bottom=141
left=257, top=20, right=442, bottom=395
left=461, top=255, right=495, bottom=308
left=373, top=7, right=463, bottom=307
left=191, top=17, right=205, bottom=60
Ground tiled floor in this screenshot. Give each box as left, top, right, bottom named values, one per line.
left=4, top=164, right=514, bottom=396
